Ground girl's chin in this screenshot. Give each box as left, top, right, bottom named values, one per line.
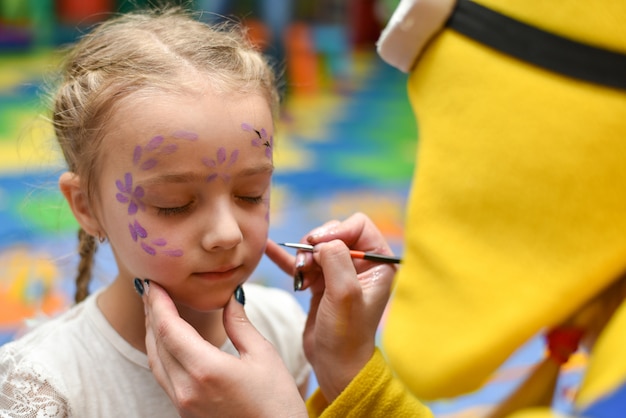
left=174, top=291, right=235, bottom=314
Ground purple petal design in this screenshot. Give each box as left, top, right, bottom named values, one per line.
left=265, top=147, right=272, bottom=159
left=241, top=123, right=253, bottom=132
left=228, top=150, right=239, bottom=166
left=133, top=146, right=142, bottom=165
left=124, top=173, right=133, bottom=193
left=146, top=135, right=164, bottom=151
left=115, top=173, right=131, bottom=193
left=129, top=223, right=138, bottom=241
left=116, top=193, right=129, bottom=203
left=202, top=157, right=216, bottom=167
left=133, top=220, right=147, bottom=239
left=251, top=138, right=261, bottom=147
left=140, top=159, right=158, bottom=170
left=206, top=173, right=218, bottom=183
left=162, top=249, right=184, bottom=257
left=128, top=201, right=138, bottom=215
left=217, top=148, right=226, bottom=164
left=260, top=128, right=267, bottom=139
left=133, top=186, right=144, bottom=199
left=152, top=238, right=167, bottom=246
left=141, top=242, right=156, bottom=256
left=221, top=174, right=231, bottom=182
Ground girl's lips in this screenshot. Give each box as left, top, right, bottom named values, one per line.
left=193, top=265, right=240, bottom=281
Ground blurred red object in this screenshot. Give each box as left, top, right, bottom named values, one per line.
left=57, top=0, right=113, bottom=24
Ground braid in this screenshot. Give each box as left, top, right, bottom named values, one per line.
left=75, top=227, right=97, bottom=303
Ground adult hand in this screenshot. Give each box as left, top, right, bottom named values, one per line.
left=265, top=212, right=397, bottom=402
left=142, top=280, right=307, bottom=418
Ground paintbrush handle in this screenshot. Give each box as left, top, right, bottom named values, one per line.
left=349, top=250, right=402, bottom=264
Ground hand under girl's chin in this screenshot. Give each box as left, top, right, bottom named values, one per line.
left=164, top=283, right=242, bottom=314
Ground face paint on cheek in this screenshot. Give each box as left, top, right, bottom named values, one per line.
left=129, top=219, right=147, bottom=241
left=202, top=147, right=239, bottom=183
left=127, top=219, right=184, bottom=257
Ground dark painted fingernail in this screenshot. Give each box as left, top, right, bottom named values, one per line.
left=134, top=278, right=144, bottom=296
left=234, top=285, right=245, bottom=305
left=295, top=253, right=306, bottom=269
left=294, top=270, right=304, bottom=291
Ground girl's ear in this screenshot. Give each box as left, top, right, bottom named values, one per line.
left=59, top=172, right=101, bottom=236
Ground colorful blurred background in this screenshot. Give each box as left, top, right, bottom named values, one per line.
left=0, top=1, right=584, bottom=416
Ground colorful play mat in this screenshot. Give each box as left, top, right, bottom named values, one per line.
left=0, top=46, right=584, bottom=415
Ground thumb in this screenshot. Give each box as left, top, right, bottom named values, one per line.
left=222, top=285, right=271, bottom=357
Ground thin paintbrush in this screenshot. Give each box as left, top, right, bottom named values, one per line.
left=279, top=242, right=402, bottom=264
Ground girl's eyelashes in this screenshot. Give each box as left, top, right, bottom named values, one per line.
left=237, top=195, right=264, bottom=204
left=154, top=195, right=262, bottom=216
left=156, top=202, right=193, bottom=217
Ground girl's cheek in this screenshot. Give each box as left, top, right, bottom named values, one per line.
left=125, top=217, right=186, bottom=259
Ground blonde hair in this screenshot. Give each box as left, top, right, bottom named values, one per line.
left=52, top=7, right=279, bottom=303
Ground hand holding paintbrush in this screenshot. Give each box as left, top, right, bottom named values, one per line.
left=264, top=213, right=398, bottom=402
left=279, top=242, right=402, bottom=264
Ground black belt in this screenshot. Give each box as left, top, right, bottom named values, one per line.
left=446, top=0, right=626, bottom=91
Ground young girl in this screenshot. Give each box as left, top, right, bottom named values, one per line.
left=0, top=7, right=310, bottom=416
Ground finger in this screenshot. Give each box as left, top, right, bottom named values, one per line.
left=145, top=281, right=221, bottom=371
left=222, top=291, right=275, bottom=359
left=314, top=240, right=362, bottom=302
left=145, top=307, right=176, bottom=398
left=265, top=239, right=295, bottom=275
left=305, top=219, right=341, bottom=242
left=143, top=281, right=182, bottom=397
left=310, top=213, right=392, bottom=255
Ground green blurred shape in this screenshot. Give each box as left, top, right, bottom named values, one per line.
left=19, top=191, right=78, bottom=233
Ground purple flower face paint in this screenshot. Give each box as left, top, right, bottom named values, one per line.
left=129, top=219, right=147, bottom=242
left=116, top=173, right=145, bottom=215
left=127, top=219, right=183, bottom=257
left=242, top=122, right=273, bottom=160
left=100, top=90, right=273, bottom=312
left=202, top=147, right=239, bottom=183
left=132, top=132, right=196, bottom=171
left=115, top=123, right=272, bottom=258
left=115, top=132, right=198, bottom=257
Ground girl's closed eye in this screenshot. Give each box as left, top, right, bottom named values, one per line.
left=237, top=195, right=265, bottom=204
left=156, top=202, right=194, bottom=216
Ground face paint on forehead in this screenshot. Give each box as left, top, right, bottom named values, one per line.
left=242, top=123, right=273, bottom=160
left=172, top=130, right=199, bottom=141
left=131, top=131, right=197, bottom=171
left=202, top=147, right=239, bottom=183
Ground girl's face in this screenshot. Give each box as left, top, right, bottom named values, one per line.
left=96, top=89, right=274, bottom=312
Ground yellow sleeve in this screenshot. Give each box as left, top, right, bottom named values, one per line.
left=306, top=348, right=433, bottom=418
left=508, top=407, right=571, bottom=418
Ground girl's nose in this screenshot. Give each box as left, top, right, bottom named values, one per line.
left=201, top=202, right=243, bottom=252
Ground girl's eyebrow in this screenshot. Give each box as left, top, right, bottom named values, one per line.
left=137, top=164, right=274, bottom=187
left=137, top=172, right=206, bottom=187
left=238, top=164, right=274, bottom=177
